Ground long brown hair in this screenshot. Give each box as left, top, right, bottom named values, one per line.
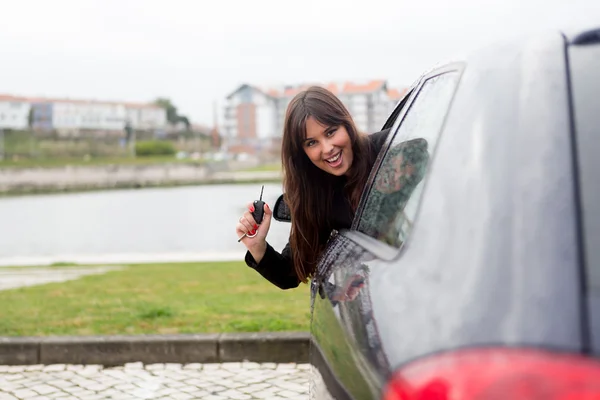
left=282, top=86, right=375, bottom=283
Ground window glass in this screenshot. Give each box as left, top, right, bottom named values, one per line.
left=357, top=72, right=459, bottom=248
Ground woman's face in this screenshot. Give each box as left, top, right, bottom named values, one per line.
left=303, top=116, right=354, bottom=177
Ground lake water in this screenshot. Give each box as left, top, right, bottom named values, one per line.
left=0, top=184, right=291, bottom=266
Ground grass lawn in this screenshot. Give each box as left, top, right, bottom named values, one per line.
left=0, top=156, right=204, bottom=169
left=0, top=261, right=310, bottom=337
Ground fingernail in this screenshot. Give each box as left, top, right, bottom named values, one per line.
left=250, top=230, right=256, bottom=235
left=265, top=204, right=270, bottom=211
left=254, top=224, right=258, bottom=229
left=250, top=206, right=255, bottom=212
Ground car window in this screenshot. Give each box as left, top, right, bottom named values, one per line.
left=570, top=41, right=600, bottom=291
left=357, top=71, right=460, bottom=248
left=568, top=37, right=600, bottom=353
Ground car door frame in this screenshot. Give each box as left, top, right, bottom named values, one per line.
left=310, top=61, right=465, bottom=399
left=351, top=62, right=465, bottom=232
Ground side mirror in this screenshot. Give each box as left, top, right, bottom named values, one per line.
left=273, top=194, right=291, bottom=222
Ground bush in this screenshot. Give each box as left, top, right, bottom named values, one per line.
left=135, top=140, right=176, bottom=157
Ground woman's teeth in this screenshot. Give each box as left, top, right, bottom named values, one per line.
left=326, top=153, right=341, bottom=163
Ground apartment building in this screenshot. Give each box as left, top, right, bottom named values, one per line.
left=223, top=80, right=407, bottom=154
left=223, top=84, right=281, bottom=154
left=0, top=95, right=32, bottom=131
left=125, top=103, right=168, bottom=132
left=29, top=97, right=168, bottom=136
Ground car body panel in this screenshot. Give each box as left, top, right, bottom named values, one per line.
left=310, top=30, right=585, bottom=399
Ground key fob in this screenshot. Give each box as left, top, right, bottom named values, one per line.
left=252, top=200, right=265, bottom=225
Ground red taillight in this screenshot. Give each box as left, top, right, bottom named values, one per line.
left=383, top=348, right=600, bottom=400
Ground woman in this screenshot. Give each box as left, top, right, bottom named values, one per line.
left=236, top=86, right=390, bottom=289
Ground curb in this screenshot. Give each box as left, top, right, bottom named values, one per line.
left=0, top=332, right=310, bottom=366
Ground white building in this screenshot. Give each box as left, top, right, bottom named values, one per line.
left=223, top=84, right=281, bottom=154
left=338, top=80, right=395, bottom=133
left=0, top=95, right=32, bottom=130
left=31, top=97, right=167, bottom=135
left=49, top=101, right=127, bottom=134
left=125, top=103, right=168, bottom=131
left=223, top=80, right=407, bottom=154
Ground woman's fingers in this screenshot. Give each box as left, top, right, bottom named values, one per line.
left=237, top=201, right=259, bottom=237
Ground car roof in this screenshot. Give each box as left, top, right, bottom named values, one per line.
left=564, top=26, right=600, bottom=44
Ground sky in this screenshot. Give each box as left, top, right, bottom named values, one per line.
left=1, top=0, right=598, bottom=126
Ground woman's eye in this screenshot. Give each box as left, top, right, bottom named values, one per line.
left=327, top=129, right=337, bottom=137
left=306, top=140, right=316, bottom=147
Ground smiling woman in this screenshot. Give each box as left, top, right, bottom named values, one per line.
left=303, top=117, right=354, bottom=176
left=235, top=86, right=391, bottom=290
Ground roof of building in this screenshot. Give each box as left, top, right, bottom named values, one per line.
left=231, top=79, right=398, bottom=100
left=387, top=87, right=409, bottom=100
left=342, top=79, right=387, bottom=94
left=226, top=84, right=280, bottom=100
left=0, top=93, right=162, bottom=109
left=0, top=94, right=31, bottom=102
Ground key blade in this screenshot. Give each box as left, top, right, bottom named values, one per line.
left=259, top=185, right=264, bottom=201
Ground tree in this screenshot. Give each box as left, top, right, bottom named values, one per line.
left=153, top=98, right=180, bottom=125
left=153, top=98, right=192, bottom=130
left=177, top=116, right=191, bottom=131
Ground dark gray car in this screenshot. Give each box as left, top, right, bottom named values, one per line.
left=302, top=26, right=600, bottom=399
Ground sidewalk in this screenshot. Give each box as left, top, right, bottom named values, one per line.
left=0, top=266, right=123, bottom=291
left=0, top=361, right=309, bottom=400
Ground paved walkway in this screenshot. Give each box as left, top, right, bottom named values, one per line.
left=0, top=362, right=309, bottom=400
left=0, top=267, right=123, bottom=291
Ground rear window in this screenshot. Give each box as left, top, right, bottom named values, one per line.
left=569, top=39, right=600, bottom=350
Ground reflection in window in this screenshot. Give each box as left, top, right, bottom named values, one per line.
left=358, top=72, right=460, bottom=248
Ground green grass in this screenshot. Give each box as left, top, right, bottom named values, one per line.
left=0, top=156, right=205, bottom=169
left=0, top=261, right=310, bottom=337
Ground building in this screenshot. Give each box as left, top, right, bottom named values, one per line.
left=31, top=100, right=127, bottom=135
left=0, top=95, right=32, bottom=131
left=125, top=102, right=169, bottom=132
left=223, top=80, right=408, bottom=154
left=27, top=97, right=168, bottom=136
left=223, top=84, right=281, bottom=154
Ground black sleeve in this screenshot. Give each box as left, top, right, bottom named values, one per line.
left=370, top=128, right=391, bottom=157
left=245, top=242, right=301, bottom=290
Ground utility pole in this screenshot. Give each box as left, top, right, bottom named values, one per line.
left=124, top=121, right=135, bottom=157
left=212, top=99, right=219, bottom=151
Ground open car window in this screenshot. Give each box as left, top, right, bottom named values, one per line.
left=357, top=70, right=461, bottom=248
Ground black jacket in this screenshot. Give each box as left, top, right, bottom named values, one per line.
left=245, top=129, right=391, bottom=289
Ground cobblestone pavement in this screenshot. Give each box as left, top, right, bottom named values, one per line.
left=0, top=362, right=309, bottom=400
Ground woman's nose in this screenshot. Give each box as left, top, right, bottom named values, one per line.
left=322, top=139, right=335, bottom=155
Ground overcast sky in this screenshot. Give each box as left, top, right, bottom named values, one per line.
left=1, top=0, right=598, bottom=126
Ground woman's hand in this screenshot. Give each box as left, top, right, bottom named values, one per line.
left=236, top=202, right=273, bottom=263
left=331, top=274, right=365, bottom=302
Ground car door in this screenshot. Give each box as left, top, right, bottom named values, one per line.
left=309, top=64, right=464, bottom=400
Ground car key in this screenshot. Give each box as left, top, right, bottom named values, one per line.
left=238, top=185, right=265, bottom=242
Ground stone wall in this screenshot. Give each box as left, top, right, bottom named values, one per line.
left=0, top=162, right=281, bottom=195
